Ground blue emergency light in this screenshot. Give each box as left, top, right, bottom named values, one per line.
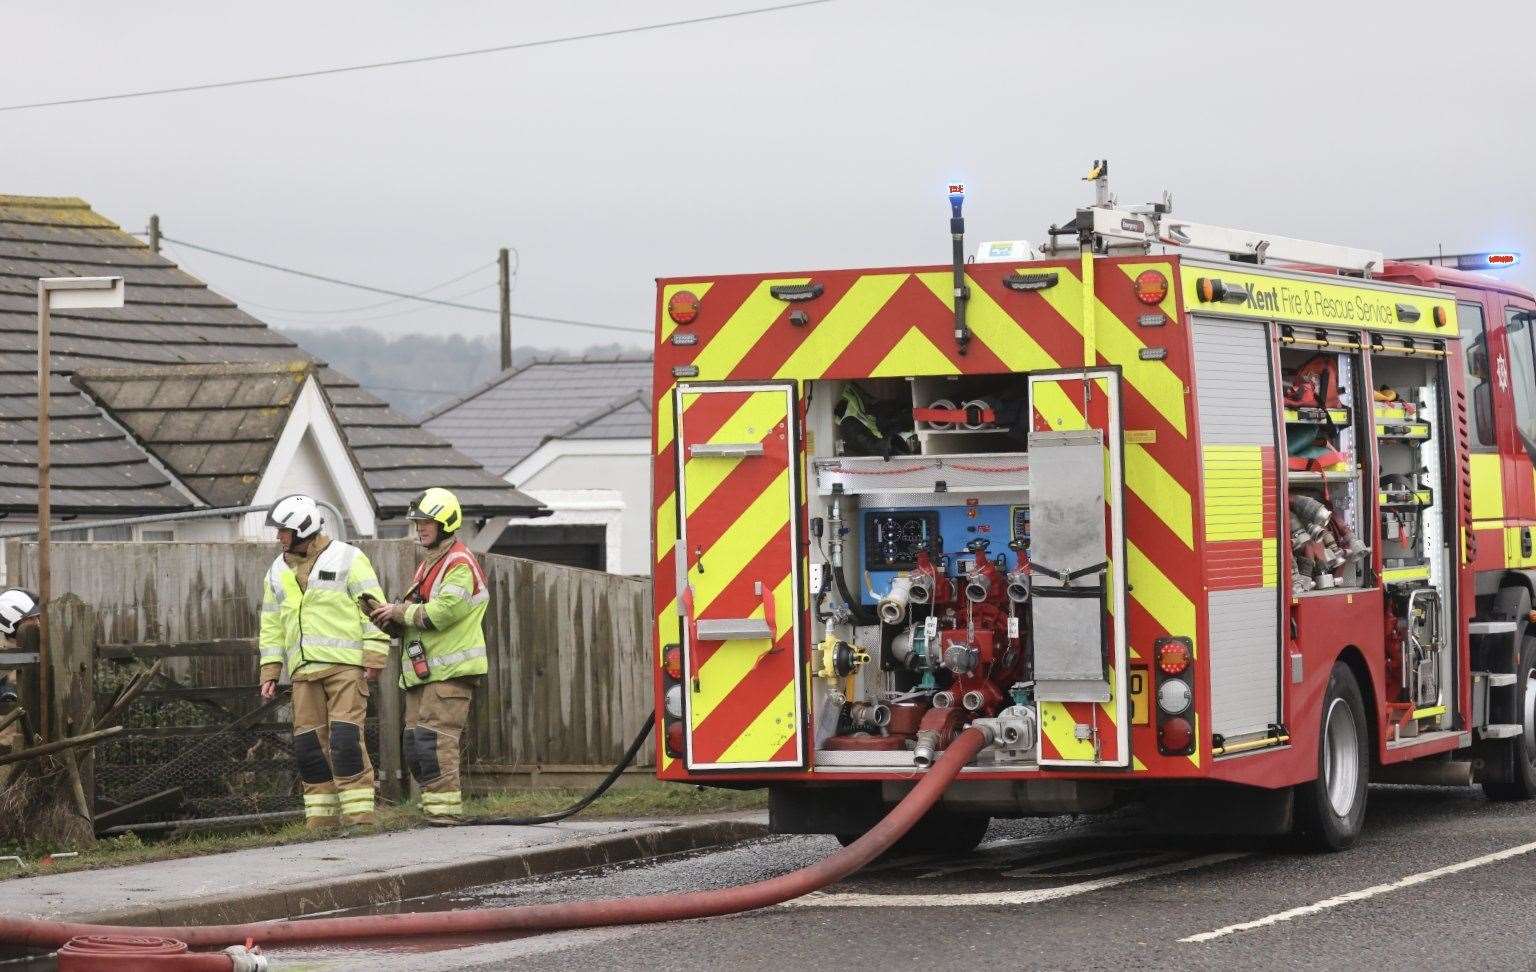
left=948, top=183, right=965, bottom=218
left=1459, top=251, right=1522, bottom=271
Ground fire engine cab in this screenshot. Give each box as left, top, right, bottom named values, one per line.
left=649, top=162, right=1536, bottom=850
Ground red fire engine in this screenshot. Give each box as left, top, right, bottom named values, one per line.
left=649, top=163, right=1535, bottom=850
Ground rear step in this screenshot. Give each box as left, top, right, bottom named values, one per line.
left=1481, top=724, right=1523, bottom=739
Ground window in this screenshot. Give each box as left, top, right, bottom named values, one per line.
left=1460, top=303, right=1495, bottom=451
left=140, top=529, right=175, bottom=542
left=89, top=525, right=133, bottom=542
left=1504, top=305, right=1536, bottom=464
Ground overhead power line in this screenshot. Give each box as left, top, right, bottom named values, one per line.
left=0, top=1, right=835, bottom=113
left=161, top=235, right=650, bottom=335
left=235, top=261, right=495, bottom=315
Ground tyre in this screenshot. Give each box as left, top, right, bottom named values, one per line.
left=1294, top=661, right=1369, bottom=851
left=1482, top=632, right=1536, bottom=801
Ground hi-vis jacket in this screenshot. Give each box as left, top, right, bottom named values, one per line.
left=399, top=540, right=489, bottom=688
left=259, top=540, right=389, bottom=677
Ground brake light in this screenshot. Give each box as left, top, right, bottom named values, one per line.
left=1133, top=269, right=1168, bottom=306
left=1158, top=716, right=1192, bottom=752
left=662, top=644, right=683, bottom=681
left=1156, top=637, right=1190, bottom=675
left=668, top=290, right=700, bottom=325
left=665, top=720, right=686, bottom=757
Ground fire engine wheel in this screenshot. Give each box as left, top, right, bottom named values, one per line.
left=1294, top=661, right=1368, bottom=851
left=1483, top=633, right=1536, bottom=802
left=835, top=809, right=990, bottom=855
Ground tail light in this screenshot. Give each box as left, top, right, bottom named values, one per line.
left=1133, top=269, right=1169, bottom=305
left=1157, top=638, right=1190, bottom=675
left=1158, top=716, right=1193, bottom=753
left=662, top=644, right=683, bottom=681
left=665, top=721, right=686, bottom=758
left=1154, top=636, right=1196, bottom=756
left=667, top=290, right=700, bottom=325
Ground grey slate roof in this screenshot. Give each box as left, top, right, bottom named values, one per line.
left=72, top=361, right=316, bottom=508
left=422, top=352, right=652, bottom=476
left=0, top=195, right=544, bottom=518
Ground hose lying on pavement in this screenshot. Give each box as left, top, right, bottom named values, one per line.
left=0, top=726, right=992, bottom=951
left=464, top=710, right=655, bottom=826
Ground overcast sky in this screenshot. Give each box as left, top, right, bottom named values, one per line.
left=6, top=0, right=1533, bottom=352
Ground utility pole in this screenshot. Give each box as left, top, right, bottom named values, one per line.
left=498, top=247, right=511, bottom=372
left=148, top=214, right=160, bottom=254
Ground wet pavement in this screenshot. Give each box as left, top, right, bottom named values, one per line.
left=263, top=784, right=1536, bottom=971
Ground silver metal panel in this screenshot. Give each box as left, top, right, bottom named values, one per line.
left=1208, top=588, right=1280, bottom=739
left=1190, top=317, right=1273, bottom=445
left=695, top=618, right=773, bottom=642
left=689, top=442, right=764, bottom=458
left=1029, top=430, right=1109, bottom=701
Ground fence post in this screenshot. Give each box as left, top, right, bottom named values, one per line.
left=377, top=652, right=404, bottom=803
left=48, top=594, right=98, bottom=824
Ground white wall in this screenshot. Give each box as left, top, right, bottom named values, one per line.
left=518, top=446, right=651, bottom=575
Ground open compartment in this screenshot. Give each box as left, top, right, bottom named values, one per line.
left=802, top=370, right=1127, bottom=770
left=1280, top=337, right=1370, bottom=593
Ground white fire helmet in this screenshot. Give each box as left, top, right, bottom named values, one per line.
left=266, top=494, right=323, bottom=540
left=0, top=588, right=39, bottom=636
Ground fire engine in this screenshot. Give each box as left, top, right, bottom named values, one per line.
left=649, top=162, right=1535, bottom=850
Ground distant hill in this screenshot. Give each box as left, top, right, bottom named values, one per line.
left=277, top=326, right=644, bottom=419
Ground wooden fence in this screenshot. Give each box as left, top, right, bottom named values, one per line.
left=4, top=539, right=655, bottom=807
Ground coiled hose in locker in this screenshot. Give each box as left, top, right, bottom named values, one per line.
left=0, top=728, right=992, bottom=950
left=464, top=710, right=655, bottom=826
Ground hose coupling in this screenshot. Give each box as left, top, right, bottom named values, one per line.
left=223, top=945, right=270, bottom=972
left=912, top=729, right=941, bottom=768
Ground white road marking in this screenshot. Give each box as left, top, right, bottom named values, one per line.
left=786, top=852, right=1246, bottom=908
left=1181, top=839, right=1536, bottom=944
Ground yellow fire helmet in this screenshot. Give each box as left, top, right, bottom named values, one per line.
left=406, top=487, right=463, bottom=535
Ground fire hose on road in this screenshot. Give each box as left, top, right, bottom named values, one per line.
left=0, top=727, right=992, bottom=960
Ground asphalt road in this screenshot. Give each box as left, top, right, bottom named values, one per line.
left=271, top=783, right=1536, bottom=971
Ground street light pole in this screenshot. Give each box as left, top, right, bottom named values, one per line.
left=34, top=276, right=123, bottom=741
left=35, top=288, right=50, bottom=740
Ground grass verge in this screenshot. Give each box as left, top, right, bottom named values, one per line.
left=0, top=782, right=765, bottom=881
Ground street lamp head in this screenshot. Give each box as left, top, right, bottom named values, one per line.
left=39, top=276, right=124, bottom=310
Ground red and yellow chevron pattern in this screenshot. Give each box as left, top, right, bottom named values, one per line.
left=652, top=257, right=1205, bottom=778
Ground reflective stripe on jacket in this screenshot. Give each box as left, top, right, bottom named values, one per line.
left=259, top=541, right=388, bottom=675
left=399, top=542, right=489, bottom=688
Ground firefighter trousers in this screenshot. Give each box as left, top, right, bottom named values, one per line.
left=404, top=678, right=473, bottom=820
left=291, top=665, right=375, bottom=825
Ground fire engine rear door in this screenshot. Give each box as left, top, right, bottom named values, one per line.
left=1027, top=370, right=1130, bottom=768
left=673, top=382, right=806, bottom=770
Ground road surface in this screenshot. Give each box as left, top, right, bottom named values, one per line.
left=271, top=782, right=1536, bottom=970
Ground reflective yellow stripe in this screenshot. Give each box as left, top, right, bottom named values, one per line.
left=871, top=328, right=959, bottom=377
left=303, top=793, right=339, bottom=816
left=774, top=274, right=907, bottom=378
left=716, top=680, right=798, bottom=764
left=1202, top=446, right=1263, bottom=541
left=1470, top=453, right=1503, bottom=521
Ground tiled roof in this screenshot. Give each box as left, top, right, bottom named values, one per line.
left=0, top=195, right=544, bottom=518
left=72, top=361, right=312, bottom=508
left=422, top=352, right=651, bottom=475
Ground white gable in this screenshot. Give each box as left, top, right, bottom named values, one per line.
left=241, top=376, right=375, bottom=539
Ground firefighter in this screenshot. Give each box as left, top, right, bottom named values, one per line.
left=0, top=589, right=39, bottom=789
left=258, top=494, right=389, bottom=830
left=368, top=487, right=488, bottom=825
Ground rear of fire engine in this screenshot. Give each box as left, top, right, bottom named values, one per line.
left=650, top=164, right=1536, bottom=852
